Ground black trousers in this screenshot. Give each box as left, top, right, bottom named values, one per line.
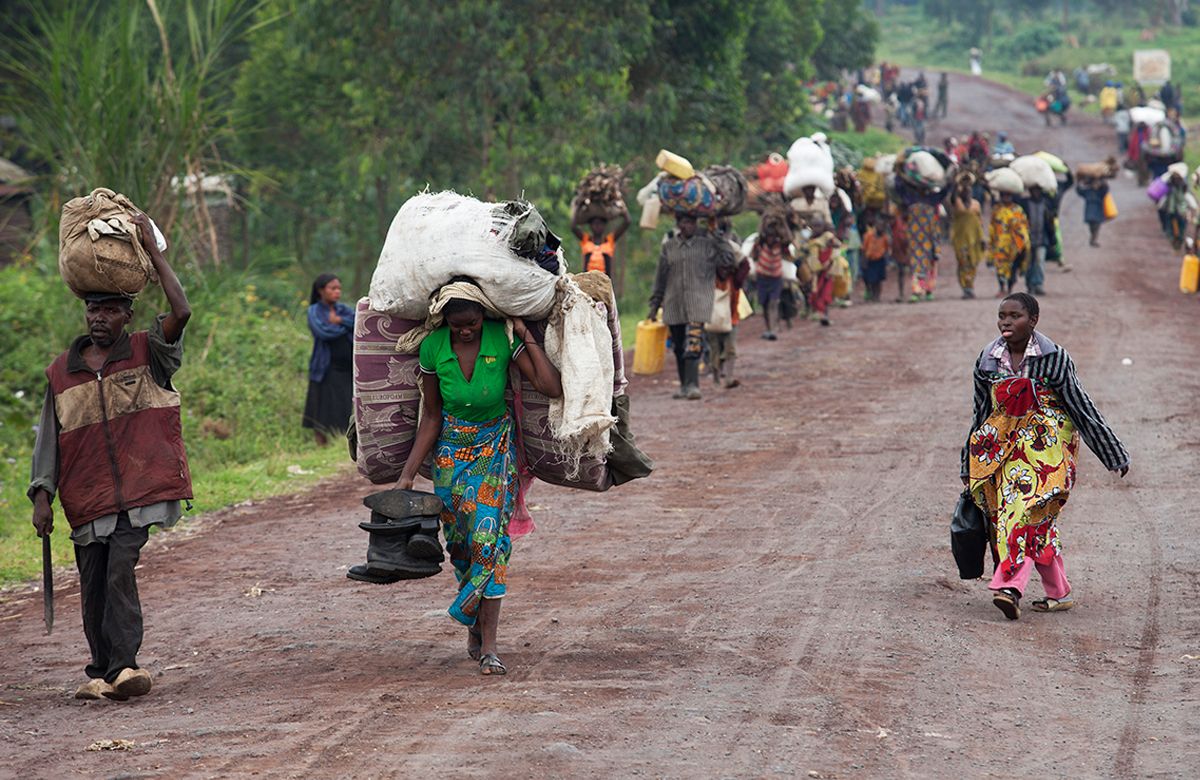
left=74, top=512, right=149, bottom=682
left=668, top=323, right=703, bottom=384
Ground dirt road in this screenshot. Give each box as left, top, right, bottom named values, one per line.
left=2, top=74, right=1197, bottom=779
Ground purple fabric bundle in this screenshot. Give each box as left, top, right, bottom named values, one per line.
left=352, top=297, right=423, bottom=484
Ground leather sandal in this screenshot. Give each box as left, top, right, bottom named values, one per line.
left=479, top=653, right=506, bottom=676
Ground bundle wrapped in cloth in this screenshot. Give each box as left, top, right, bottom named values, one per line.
left=58, top=187, right=167, bottom=298
left=1076, top=157, right=1119, bottom=180
left=368, top=191, right=639, bottom=485
left=702, top=165, right=748, bottom=217
left=571, top=164, right=627, bottom=222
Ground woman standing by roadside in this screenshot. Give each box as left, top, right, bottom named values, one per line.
left=988, top=191, right=1030, bottom=297
left=962, top=293, right=1129, bottom=620
left=302, top=273, right=355, bottom=445
left=397, top=283, right=562, bottom=675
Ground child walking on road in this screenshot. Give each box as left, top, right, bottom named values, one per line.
left=963, top=293, right=1129, bottom=621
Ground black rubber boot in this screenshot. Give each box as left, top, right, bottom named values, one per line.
left=360, top=531, right=441, bottom=581
left=363, top=488, right=444, bottom=519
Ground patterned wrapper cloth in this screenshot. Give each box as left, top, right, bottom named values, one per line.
left=907, top=201, right=940, bottom=294
left=434, top=412, right=517, bottom=626
left=967, top=377, right=1079, bottom=584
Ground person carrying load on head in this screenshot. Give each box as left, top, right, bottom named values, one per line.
left=648, top=212, right=735, bottom=400
left=396, top=280, right=563, bottom=676
left=30, top=211, right=192, bottom=703
left=571, top=203, right=630, bottom=279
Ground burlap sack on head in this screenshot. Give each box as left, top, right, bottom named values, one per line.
left=59, top=187, right=158, bottom=298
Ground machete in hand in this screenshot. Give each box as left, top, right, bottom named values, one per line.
left=42, top=534, right=53, bottom=635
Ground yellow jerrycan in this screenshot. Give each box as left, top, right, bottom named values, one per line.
left=1180, top=253, right=1200, bottom=294
left=632, top=318, right=668, bottom=375
left=655, top=149, right=695, bottom=180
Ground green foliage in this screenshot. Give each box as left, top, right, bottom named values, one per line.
left=0, top=0, right=265, bottom=247
left=994, top=28, right=1062, bottom=64
left=813, top=0, right=882, bottom=79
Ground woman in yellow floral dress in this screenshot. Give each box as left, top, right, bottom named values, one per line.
left=988, top=191, right=1030, bottom=297
left=962, top=293, right=1129, bottom=620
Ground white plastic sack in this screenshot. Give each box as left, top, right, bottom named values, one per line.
left=784, top=137, right=835, bottom=197
left=636, top=173, right=664, bottom=206
left=904, top=151, right=947, bottom=188
left=986, top=167, right=1025, bottom=195
left=368, top=192, right=564, bottom=319
left=1130, top=106, right=1165, bottom=126
left=1009, top=155, right=1057, bottom=195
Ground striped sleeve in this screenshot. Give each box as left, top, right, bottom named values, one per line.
left=1054, top=350, right=1130, bottom=471
left=961, top=352, right=991, bottom=478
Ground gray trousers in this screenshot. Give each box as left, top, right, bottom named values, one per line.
left=75, top=512, right=149, bottom=682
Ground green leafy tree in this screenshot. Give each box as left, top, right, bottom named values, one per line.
left=813, top=0, right=881, bottom=79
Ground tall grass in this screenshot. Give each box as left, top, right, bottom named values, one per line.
left=0, top=0, right=269, bottom=260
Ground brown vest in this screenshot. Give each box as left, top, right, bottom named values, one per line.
left=46, top=331, right=192, bottom=528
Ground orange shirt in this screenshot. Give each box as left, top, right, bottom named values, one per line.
left=861, top=228, right=890, bottom=261
left=581, top=234, right=616, bottom=274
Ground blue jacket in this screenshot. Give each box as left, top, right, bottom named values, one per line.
left=307, top=302, right=355, bottom=382
left=1076, top=182, right=1109, bottom=224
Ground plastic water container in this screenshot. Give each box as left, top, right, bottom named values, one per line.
left=1180, top=254, right=1199, bottom=294
left=632, top=319, right=668, bottom=375
left=655, top=149, right=695, bottom=180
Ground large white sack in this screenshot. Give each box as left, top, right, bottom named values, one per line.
left=904, top=150, right=947, bottom=188
left=1009, top=155, right=1058, bottom=194
left=986, top=167, right=1025, bottom=195
left=1130, top=106, right=1165, bottom=126
left=784, top=137, right=835, bottom=197
left=369, top=191, right=564, bottom=319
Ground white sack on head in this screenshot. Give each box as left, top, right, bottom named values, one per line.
left=1009, top=155, right=1058, bottom=194
left=986, top=167, right=1025, bottom=195
left=784, top=137, right=835, bottom=197
left=542, top=276, right=616, bottom=478
left=1130, top=106, right=1165, bottom=126
left=368, top=191, right=563, bottom=320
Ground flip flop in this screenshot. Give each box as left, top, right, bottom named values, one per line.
left=1031, top=596, right=1074, bottom=613
left=992, top=588, right=1021, bottom=621
left=479, top=653, right=507, bottom=676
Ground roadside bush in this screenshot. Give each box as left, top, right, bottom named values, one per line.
left=995, top=28, right=1062, bottom=64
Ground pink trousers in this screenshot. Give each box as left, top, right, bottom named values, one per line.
left=988, top=554, right=1070, bottom=600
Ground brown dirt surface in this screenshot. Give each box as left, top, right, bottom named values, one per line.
left=2, top=73, right=1198, bottom=779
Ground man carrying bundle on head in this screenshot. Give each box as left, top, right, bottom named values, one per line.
left=648, top=212, right=735, bottom=400
left=571, top=206, right=630, bottom=280
left=571, top=164, right=630, bottom=282
left=30, top=208, right=192, bottom=702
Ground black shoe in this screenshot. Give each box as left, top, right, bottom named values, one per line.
left=363, top=488, right=443, bottom=520
left=360, top=531, right=442, bottom=581
left=407, top=532, right=445, bottom=563
left=346, top=563, right=402, bottom=585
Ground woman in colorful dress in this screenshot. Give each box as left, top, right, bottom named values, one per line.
left=988, top=191, right=1030, bottom=297
left=896, top=177, right=948, bottom=302
left=398, top=284, right=562, bottom=675
left=962, top=293, right=1129, bottom=620
left=949, top=177, right=985, bottom=299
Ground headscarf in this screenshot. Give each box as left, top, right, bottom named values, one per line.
left=309, top=273, right=339, bottom=304
left=394, top=280, right=513, bottom=354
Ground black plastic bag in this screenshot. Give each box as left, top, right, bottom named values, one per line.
left=950, top=490, right=987, bottom=579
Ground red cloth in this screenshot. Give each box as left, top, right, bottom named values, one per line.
left=46, top=332, right=192, bottom=527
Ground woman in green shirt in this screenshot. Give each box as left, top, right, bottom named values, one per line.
left=398, top=294, right=561, bottom=675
